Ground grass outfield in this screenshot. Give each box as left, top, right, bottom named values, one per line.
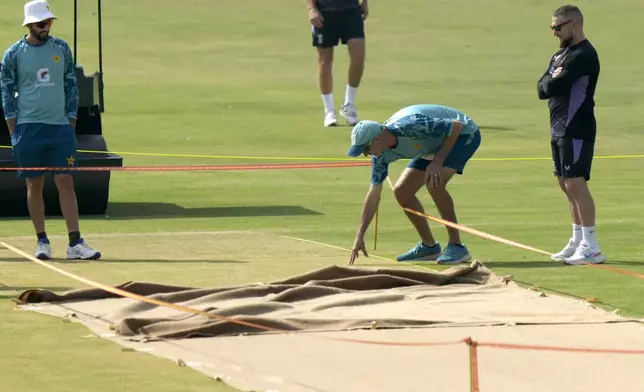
left=1, top=0, right=643, bottom=391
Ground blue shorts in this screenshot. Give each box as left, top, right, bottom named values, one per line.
left=407, top=129, right=481, bottom=174
left=11, top=123, right=77, bottom=179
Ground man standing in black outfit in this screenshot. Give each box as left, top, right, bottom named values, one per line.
left=537, top=5, right=605, bottom=265
left=308, top=0, right=367, bottom=127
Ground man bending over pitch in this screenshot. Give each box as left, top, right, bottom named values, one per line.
left=346, top=104, right=482, bottom=265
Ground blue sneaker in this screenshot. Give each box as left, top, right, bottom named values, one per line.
left=437, top=243, right=472, bottom=264
left=397, top=241, right=442, bottom=262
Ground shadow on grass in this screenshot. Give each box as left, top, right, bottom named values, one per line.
left=478, top=125, right=517, bottom=131
left=483, top=260, right=644, bottom=269
left=0, top=257, right=247, bottom=264
left=349, top=261, right=564, bottom=269
left=479, top=261, right=566, bottom=269
left=96, top=258, right=248, bottom=264
left=100, top=203, right=322, bottom=220
left=600, top=260, right=644, bottom=266
left=0, top=203, right=323, bottom=221
left=0, top=286, right=74, bottom=292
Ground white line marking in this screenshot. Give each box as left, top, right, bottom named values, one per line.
left=281, top=235, right=397, bottom=263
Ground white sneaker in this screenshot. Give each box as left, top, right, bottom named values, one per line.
left=34, top=241, right=52, bottom=260
left=551, top=238, right=579, bottom=261
left=564, top=241, right=606, bottom=265
left=340, top=103, right=359, bottom=126
left=324, top=110, right=338, bottom=127
left=67, top=239, right=101, bottom=260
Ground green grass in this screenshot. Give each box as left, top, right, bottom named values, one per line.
left=1, top=0, right=644, bottom=391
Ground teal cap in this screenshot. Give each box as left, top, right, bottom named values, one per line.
left=347, top=120, right=383, bottom=157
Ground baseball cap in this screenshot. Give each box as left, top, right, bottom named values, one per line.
left=23, top=0, right=56, bottom=27
left=347, top=120, right=383, bottom=157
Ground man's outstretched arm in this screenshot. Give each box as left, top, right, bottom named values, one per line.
left=349, top=182, right=383, bottom=265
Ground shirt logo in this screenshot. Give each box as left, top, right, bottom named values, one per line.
left=37, top=68, right=50, bottom=82
left=53, top=55, right=60, bottom=63
left=35, top=67, right=55, bottom=87
left=66, top=156, right=76, bottom=166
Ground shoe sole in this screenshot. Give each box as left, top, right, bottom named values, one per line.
left=564, top=258, right=606, bottom=265
left=437, top=254, right=472, bottom=265
left=551, top=252, right=576, bottom=262
left=339, top=112, right=358, bottom=125
left=67, top=252, right=102, bottom=261
left=397, top=254, right=441, bottom=263
left=35, top=253, right=51, bottom=260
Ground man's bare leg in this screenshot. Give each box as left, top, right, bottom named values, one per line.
left=558, top=176, right=604, bottom=264
left=341, top=38, right=365, bottom=125
left=53, top=173, right=101, bottom=260
left=54, top=174, right=80, bottom=234
left=317, top=47, right=337, bottom=126
left=558, top=176, right=583, bottom=243
left=564, top=178, right=595, bottom=227
left=552, top=176, right=585, bottom=260
left=317, top=47, right=334, bottom=96
left=26, top=176, right=46, bottom=234
left=393, top=167, right=437, bottom=247
left=26, top=175, right=53, bottom=260
left=425, top=167, right=472, bottom=263
left=564, top=177, right=598, bottom=246
left=346, top=38, right=365, bottom=88
left=427, top=168, right=460, bottom=245
left=552, top=176, right=603, bottom=263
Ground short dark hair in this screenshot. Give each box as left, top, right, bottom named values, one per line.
left=553, top=5, right=584, bottom=23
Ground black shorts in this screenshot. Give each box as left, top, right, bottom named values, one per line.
left=551, top=137, right=595, bottom=181
left=311, top=8, right=365, bottom=47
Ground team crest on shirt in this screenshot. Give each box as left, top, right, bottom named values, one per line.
left=53, top=55, right=60, bottom=63
left=66, top=156, right=76, bottom=166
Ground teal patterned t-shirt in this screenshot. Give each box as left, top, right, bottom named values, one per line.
left=370, top=104, right=479, bottom=185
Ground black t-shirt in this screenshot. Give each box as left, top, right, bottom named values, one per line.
left=537, top=39, right=600, bottom=142
left=315, top=0, right=360, bottom=11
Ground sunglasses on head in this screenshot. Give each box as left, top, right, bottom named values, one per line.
left=550, top=20, right=572, bottom=32
left=34, top=19, right=52, bottom=29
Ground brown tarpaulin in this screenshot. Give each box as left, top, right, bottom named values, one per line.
left=17, top=261, right=644, bottom=392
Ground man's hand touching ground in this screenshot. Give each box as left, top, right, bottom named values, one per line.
left=349, top=235, right=368, bottom=265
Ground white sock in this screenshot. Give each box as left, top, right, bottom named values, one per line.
left=582, top=226, right=598, bottom=248
left=571, top=224, right=582, bottom=243
left=344, top=85, right=357, bottom=106
left=321, top=94, right=334, bottom=112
